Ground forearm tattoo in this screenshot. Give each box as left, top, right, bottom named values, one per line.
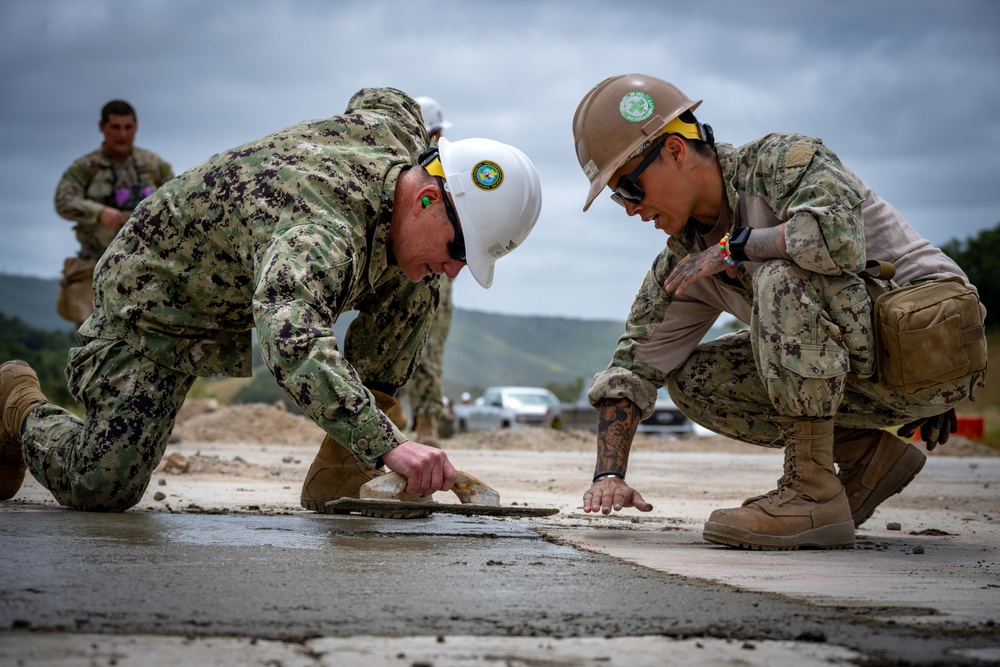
left=595, top=398, right=642, bottom=477
left=744, top=224, right=789, bottom=262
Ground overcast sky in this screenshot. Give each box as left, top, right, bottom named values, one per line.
left=2, top=0, right=998, bottom=322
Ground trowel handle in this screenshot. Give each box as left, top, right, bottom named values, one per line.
left=452, top=471, right=501, bottom=506
left=360, top=470, right=500, bottom=506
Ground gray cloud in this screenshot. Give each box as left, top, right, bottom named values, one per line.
left=2, top=0, right=998, bottom=320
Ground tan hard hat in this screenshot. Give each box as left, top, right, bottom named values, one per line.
left=573, top=74, right=702, bottom=212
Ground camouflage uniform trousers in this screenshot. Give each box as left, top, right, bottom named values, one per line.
left=21, top=336, right=194, bottom=512
left=667, top=260, right=980, bottom=447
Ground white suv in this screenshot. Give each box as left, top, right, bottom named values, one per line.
left=454, top=386, right=560, bottom=431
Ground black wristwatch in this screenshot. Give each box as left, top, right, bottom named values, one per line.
left=729, top=227, right=751, bottom=263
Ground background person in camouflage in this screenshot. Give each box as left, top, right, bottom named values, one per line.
left=397, top=96, right=455, bottom=446
left=572, top=74, right=985, bottom=550
left=53, top=100, right=174, bottom=327
left=0, top=87, right=542, bottom=513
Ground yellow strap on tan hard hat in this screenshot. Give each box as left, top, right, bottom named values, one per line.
left=662, top=115, right=705, bottom=141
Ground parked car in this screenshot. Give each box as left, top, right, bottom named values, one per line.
left=637, top=387, right=694, bottom=436
left=543, top=389, right=595, bottom=431
left=545, top=386, right=694, bottom=437
left=453, top=386, right=560, bottom=432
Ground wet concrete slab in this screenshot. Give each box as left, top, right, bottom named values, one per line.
left=0, top=511, right=856, bottom=639
left=544, top=454, right=1000, bottom=629
left=2, top=445, right=999, bottom=665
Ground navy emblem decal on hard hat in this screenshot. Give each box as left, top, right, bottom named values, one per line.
left=472, top=160, right=503, bottom=190
left=619, top=91, right=654, bottom=123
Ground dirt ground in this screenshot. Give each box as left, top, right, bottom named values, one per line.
left=171, top=398, right=999, bottom=458
left=156, top=399, right=999, bottom=524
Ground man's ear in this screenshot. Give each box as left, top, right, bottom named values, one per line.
left=415, top=183, right=438, bottom=214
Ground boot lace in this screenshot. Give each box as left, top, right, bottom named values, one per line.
left=742, top=443, right=801, bottom=506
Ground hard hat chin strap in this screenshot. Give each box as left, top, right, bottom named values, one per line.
left=418, top=146, right=446, bottom=178
left=662, top=116, right=714, bottom=145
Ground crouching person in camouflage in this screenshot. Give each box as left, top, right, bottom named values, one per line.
left=0, top=88, right=542, bottom=516
left=571, top=74, right=985, bottom=550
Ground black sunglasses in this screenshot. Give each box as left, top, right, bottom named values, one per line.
left=610, top=139, right=666, bottom=208
left=436, top=176, right=466, bottom=262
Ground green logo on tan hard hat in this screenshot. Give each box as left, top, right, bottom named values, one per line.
left=619, top=91, right=654, bottom=123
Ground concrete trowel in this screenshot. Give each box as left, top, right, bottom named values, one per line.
left=325, top=470, right=559, bottom=517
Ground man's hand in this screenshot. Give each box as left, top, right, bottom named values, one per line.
left=381, top=440, right=457, bottom=496
left=583, top=477, right=653, bottom=515
left=663, top=248, right=736, bottom=297
left=98, top=207, right=126, bottom=229
left=898, top=408, right=959, bottom=451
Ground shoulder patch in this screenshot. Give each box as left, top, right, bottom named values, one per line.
left=785, top=144, right=815, bottom=168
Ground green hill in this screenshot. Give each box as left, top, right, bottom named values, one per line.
left=0, top=312, right=78, bottom=407
left=443, top=309, right=624, bottom=396
left=0, top=273, right=717, bottom=409
left=0, top=275, right=628, bottom=383
left=0, top=275, right=74, bottom=332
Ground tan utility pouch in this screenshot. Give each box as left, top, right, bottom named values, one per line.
left=56, top=257, right=98, bottom=325
left=868, top=266, right=987, bottom=394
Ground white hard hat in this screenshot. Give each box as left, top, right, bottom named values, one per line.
left=434, top=137, right=542, bottom=288
left=415, top=96, right=453, bottom=134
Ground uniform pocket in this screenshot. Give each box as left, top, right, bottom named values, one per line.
left=779, top=340, right=849, bottom=379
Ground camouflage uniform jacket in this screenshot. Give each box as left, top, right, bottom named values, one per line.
left=54, top=145, right=174, bottom=259
left=590, top=132, right=980, bottom=416
left=79, top=88, right=434, bottom=464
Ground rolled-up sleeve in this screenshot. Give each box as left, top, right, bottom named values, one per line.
left=754, top=138, right=867, bottom=275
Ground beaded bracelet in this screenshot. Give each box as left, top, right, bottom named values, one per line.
left=719, top=232, right=741, bottom=268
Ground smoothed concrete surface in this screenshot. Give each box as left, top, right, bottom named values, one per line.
left=544, top=454, right=1000, bottom=628
left=2, top=442, right=998, bottom=665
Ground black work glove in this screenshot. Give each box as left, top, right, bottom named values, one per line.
left=897, top=408, right=958, bottom=451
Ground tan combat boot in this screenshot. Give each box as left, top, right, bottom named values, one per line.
left=300, top=389, right=431, bottom=518
left=834, top=427, right=926, bottom=528
left=300, top=434, right=384, bottom=512
left=414, top=413, right=440, bottom=449
left=703, top=417, right=855, bottom=550
left=299, top=435, right=432, bottom=518
left=1, top=360, right=48, bottom=500
left=386, top=401, right=407, bottom=430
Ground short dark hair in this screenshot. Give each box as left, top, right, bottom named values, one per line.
left=101, top=100, right=136, bottom=124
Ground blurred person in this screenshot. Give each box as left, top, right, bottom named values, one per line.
left=0, top=88, right=542, bottom=517
left=572, top=74, right=985, bottom=550
left=54, top=100, right=174, bottom=327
